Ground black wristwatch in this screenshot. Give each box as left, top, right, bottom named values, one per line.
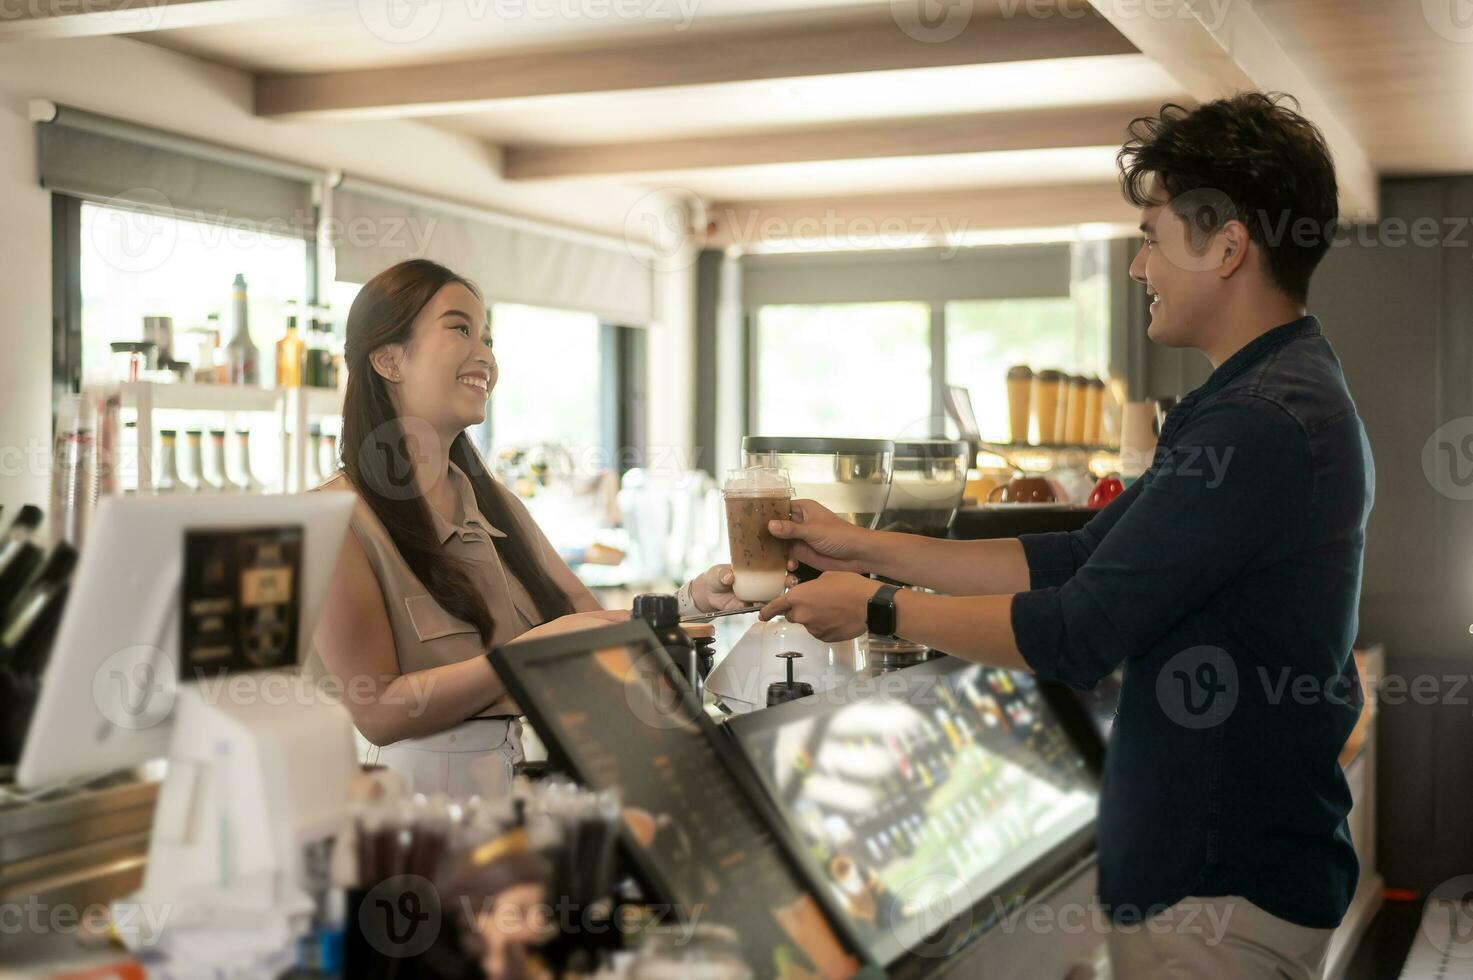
left=867, top=584, right=902, bottom=638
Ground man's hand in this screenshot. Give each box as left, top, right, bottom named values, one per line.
left=767, top=499, right=874, bottom=574
left=758, top=572, right=881, bottom=643
left=689, top=564, right=758, bottom=613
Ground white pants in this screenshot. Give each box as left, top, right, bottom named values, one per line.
left=364, top=717, right=524, bottom=798
left=1108, top=895, right=1335, bottom=980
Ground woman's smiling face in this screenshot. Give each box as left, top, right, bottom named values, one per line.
left=381, top=281, right=497, bottom=435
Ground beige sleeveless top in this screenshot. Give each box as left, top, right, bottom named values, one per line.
left=309, top=462, right=574, bottom=717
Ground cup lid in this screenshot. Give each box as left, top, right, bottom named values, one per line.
left=723, top=465, right=792, bottom=495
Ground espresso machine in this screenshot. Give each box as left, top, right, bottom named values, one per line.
left=705, top=437, right=893, bottom=712
left=866, top=439, right=971, bottom=668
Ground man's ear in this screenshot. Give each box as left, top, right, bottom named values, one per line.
left=1218, top=220, right=1251, bottom=279
left=369, top=344, right=405, bottom=383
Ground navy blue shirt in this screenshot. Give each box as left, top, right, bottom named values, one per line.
left=1011, top=315, right=1374, bottom=929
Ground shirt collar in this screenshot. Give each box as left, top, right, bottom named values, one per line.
left=1201, top=314, right=1321, bottom=398
left=428, top=460, right=508, bottom=544
left=1156, top=315, right=1320, bottom=446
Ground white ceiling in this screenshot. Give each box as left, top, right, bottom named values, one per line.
left=97, top=0, right=1473, bottom=241
left=428, top=55, right=1179, bottom=145
left=135, top=0, right=900, bottom=72
left=622, top=146, right=1126, bottom=199
left=125, top=2, right=1173, bottom=217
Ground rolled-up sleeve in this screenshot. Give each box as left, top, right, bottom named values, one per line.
left=1011, top=396, right=1311, bottom=689
left=1018, top=478, right=1145, bottom=589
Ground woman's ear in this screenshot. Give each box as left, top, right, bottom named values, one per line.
left=369, top=344, right=404, bottom=383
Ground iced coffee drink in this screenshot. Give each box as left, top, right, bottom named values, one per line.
left=723, top=467, right=794, bottom=602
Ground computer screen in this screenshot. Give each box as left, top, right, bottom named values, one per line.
left=17, top=492, right=353, bottom=789
left=490, top=622, right=871, bottom=980
left=728, top=657, right=1099, bottom=967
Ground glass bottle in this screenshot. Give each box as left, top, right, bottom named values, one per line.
left=303, top=424, right=323, bottom=490
left=156, top=429, right=182, bottom=494
left=235, top=429, right=265, bottom=493
left=208, top=312, right=229, bottom=384
left=276, top=305, right=304, bottom=388
left=225, top=274, right=260, bottom=386
left=209, top=429, right=242, bottom=493
left=318, top=319, right=337, bottom=388
left=302, top=317, right=319, bottom=388
left=184, top=429, right=218, bottom=493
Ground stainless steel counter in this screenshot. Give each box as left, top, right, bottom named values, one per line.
left=1, top=765, right=161, bottom=914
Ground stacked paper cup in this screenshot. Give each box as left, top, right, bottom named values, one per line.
left=1119, top=402, right=1158, bottom=482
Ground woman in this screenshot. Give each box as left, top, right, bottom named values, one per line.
left=312, top=259, right=744, bottom=795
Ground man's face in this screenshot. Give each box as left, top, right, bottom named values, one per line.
left=1127, top=188, right=1233, bottom=349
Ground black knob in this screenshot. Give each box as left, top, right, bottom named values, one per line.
left=766, top=680, right=815, bottom=707
left=766, top=651, right=814, bottom=707
left=631, top=593, right=679, bottom=629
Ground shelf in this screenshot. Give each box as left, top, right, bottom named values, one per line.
left=117, top=381, right=282, bottom=414
left=107, top=382, right=344, bottom=418
left=296, top=385, right=344, bottom=418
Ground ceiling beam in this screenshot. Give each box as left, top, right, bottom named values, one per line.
left=504, top=102, right=1163, bottom=181
left=706, top=182, right=1136, bottom=249
left=1083, top=0, right=1377, bottom=219
left=256, top=10, right=1135, bottom=120
left=0, top=0, right=347, bottom=40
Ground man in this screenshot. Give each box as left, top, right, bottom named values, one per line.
left=759, top=92, right=1374, bottom=979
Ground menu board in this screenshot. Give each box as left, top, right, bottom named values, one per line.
left=490, top=622, right=870, bottom=980
left=728, top=657, right=1098, bottom=967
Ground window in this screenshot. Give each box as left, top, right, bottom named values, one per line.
left=945, top=298, right=1098, bottom=442
left=488, top=303, right=603, bottom=457
left=314, top=290, right=609, bottom=463
left=754, top=302, right=932, bottom=439
left=80, top=202, right=309, bottom=385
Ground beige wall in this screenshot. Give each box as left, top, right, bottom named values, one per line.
left=0, top=34, right=696, bottom=517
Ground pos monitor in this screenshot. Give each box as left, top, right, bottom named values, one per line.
left=489, top=622, right=877, bottom=980
left=16, top=492, right=354, bottom=789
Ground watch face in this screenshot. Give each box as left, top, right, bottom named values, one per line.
left=868, top=588, right=898, bottom=636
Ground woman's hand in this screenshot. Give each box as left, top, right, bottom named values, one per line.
left=767, top=499, right=875, bottom=574
left=689, top=564, right=758, bottom=613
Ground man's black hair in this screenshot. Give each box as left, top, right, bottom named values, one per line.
left=1116, top=92, right=1339, bottom=303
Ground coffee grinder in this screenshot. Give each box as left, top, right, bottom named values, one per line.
left=704, top=437, right=893, bottom=712
left=867, top=439, right=971, bottom=669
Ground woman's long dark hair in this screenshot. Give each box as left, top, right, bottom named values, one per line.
left=340, top=259, right=575, bottom=646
